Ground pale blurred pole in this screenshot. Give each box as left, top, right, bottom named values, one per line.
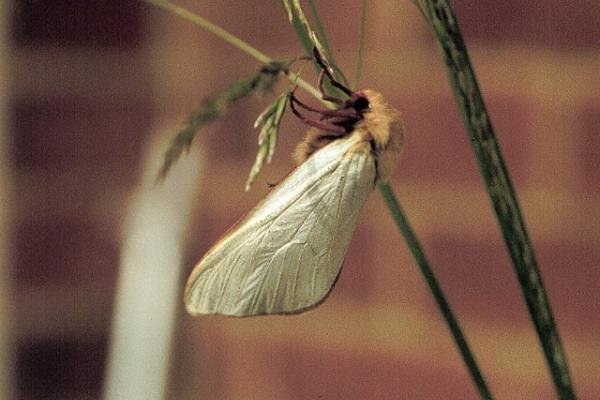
left=0, top=1, right=14, bottom=399
left=102, top=130, right=203, bottom=400
left=102, top=3, right=217, bottom=398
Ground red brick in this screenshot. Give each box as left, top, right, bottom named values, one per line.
left=297, top=2, right=365, bottom=54
left=388, top=94, right=528, bottom=186
left=17, top=336, right=107, bottom=399
left=14, top=98, right=152, bottom=171
left=453, top=1, right=600, bottom=49
left=388, top=93, right=476, bottom=184
left=15, top=216, right=118, bottom=286
left=427, top=231, right=600, bottom=333
left=14, top=0, right=142, bottom=48
left=202, top=102, right=262, bottom=162
left=329, top=221, right=376, bottom=302
left=536, top=241, right=600, bottom=332
left=277, top=343, right=479, bottom=399
left=200, top=1, right=301, bottom=52
left=173, top=320, right=231, bottom=400
left=426, top=233, right=533, bottom=325
left=358, top=196, right=427, bottom=307
left=577, top=99, right=600, bottom=193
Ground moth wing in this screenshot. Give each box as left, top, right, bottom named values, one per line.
left=184, top=136, right=376, bottom=316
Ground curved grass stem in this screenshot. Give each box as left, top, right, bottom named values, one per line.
left=143, top=0, right=323, bottom=101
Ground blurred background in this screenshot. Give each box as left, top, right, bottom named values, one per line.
left=2, top=0, right=600, bottom=399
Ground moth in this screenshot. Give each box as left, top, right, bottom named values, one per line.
left=185, top=53, right=404, bottom=317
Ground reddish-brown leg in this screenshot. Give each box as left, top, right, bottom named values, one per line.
left=289, top=92, right=346, bottom=134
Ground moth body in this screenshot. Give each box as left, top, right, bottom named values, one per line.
left=185, top=89, right=403, bottom=317
left=294, top=89, right=403, bottom=182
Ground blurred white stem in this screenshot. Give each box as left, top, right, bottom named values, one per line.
left=103, top=129, right=203, bottom=400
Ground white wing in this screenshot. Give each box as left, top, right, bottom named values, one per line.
left=184, top=135, right=376, bottom=316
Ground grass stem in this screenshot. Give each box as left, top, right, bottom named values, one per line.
left=414, top=1, right=576, bottom=398
left=353, top=0, right=367, bottom=90
left=143, top=0, right=323, bottom=101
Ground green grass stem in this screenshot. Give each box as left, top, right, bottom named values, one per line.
left=352, top=0, right=367, bottom=90
left=307, top=0, right=349, bottom=86
left=414, top=1, right=576, bottom=398
left=144, top=0, right=322, bottom=101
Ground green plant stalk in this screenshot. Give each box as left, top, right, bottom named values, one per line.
left=352, top=0, right=367, bottom=90
left=284, top=2, right=492, bottom=399
left=147, top=1, right=493, bottom=398
left=306, top=0, right=349, bottom=86
left=279, top=0, right=347, bottom=98
left=414, top=1, right=576, bottom=399
left=158, top=65, right=285, bottom=180
left=306, top=0, right=334, bottom=65
left=144, top=0, right=322, bottom=101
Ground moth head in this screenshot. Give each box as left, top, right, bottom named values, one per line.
left=350, top=92, right=370, bottom=113
left=288, top=47, right=373, bottom=135
left=290, top=48, right=403, bottom=179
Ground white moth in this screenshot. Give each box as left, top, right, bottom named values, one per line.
left=185, top=68, right=403, bottom=317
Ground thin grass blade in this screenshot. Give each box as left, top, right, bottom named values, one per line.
left=414, top=1, right=576, bottom=398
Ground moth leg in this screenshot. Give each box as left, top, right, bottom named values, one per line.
left=320, top=108, right=360, bottom=119
left=289, top=89, right=327, bottom=114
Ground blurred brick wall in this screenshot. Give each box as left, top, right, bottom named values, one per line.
left=11, top=1, right=600, bottom=399
left=12, top=0, right=151, bottom=398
